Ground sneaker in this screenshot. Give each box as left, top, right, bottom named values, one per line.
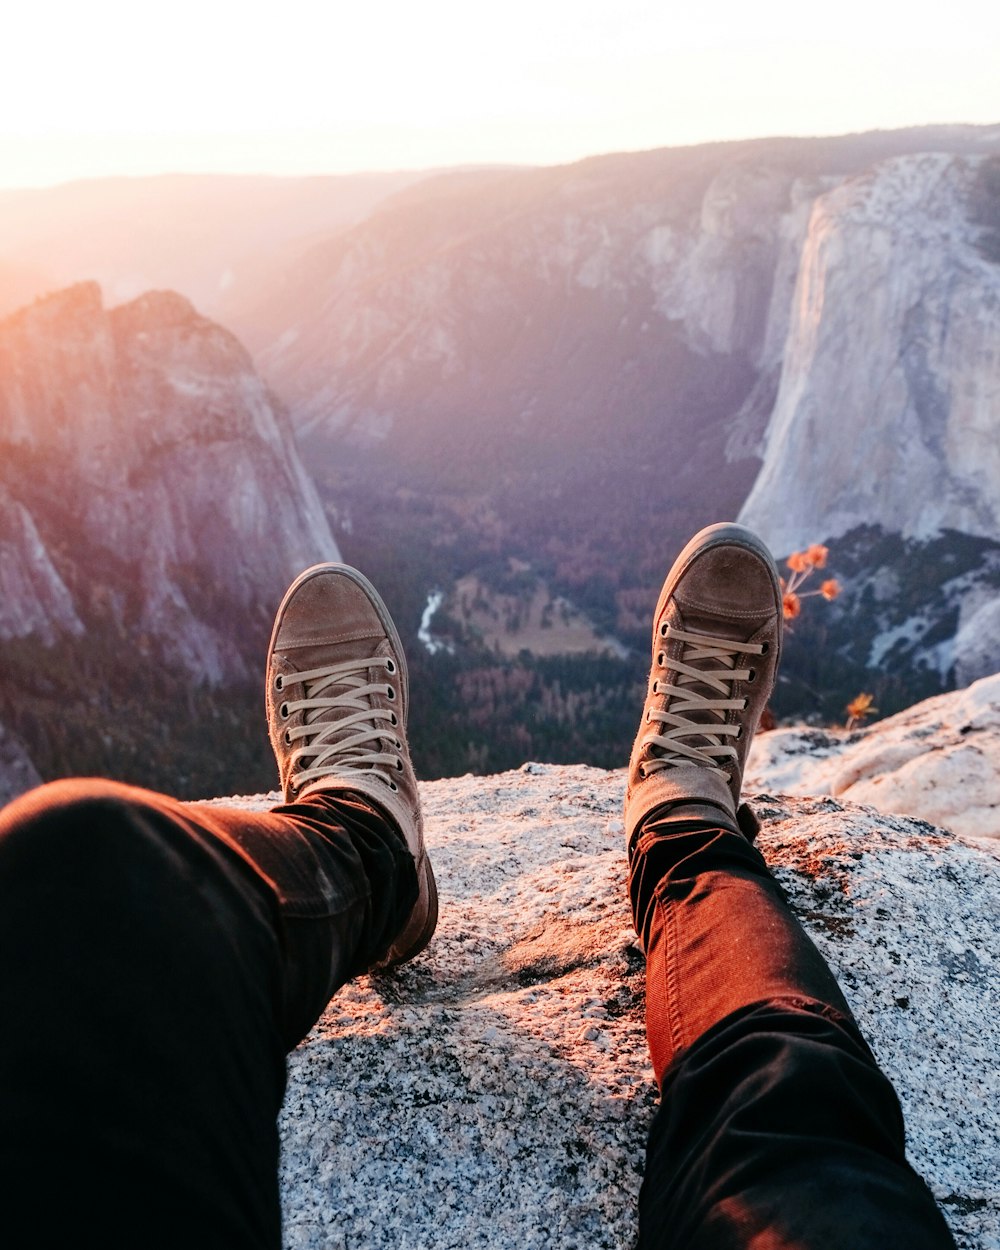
left=266, top=563, right=437, bottom=967
left=625, top=523, right=782, bottom=843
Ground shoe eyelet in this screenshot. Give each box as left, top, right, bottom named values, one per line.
left=659, top=622, right=668, bottom=638
left=747, top=668, right=757, bottom=683
left=760, top=642, right=770, bottom=655
left=385, top=658, right=396, bottom=674
left=283, top=729, right=292, bottom=746
left=742, top=699, right=749, bottom=710
left=388, top=780, right=398, bottom=792
left=395, top=758, right=404, bottom=771
left=386, top=686, right=396, bottom=701
left=651, top=679, right=659, bottom=694
left=389, top=711, right=398, bottom=725
left=735, top=726, right=743, bottom=740
left=395, top=739, right=403, bottom=750
left=274, top=674, right=284, bottom=692
left=656, top=652, right=665, bottom=667
left=280, top=702, right=290, bottom=719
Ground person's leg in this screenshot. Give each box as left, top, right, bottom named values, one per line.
left=0, top=560, right=437, bottom=1248
left=630, top=814, right=956, bottom=1249
left=0, top=779, right=415, bottom=1249
left=624, top=524, right=955, bottom=1250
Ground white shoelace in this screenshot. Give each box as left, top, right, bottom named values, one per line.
left=276, top=656, right=404, bottom=794
left=640, top=624, right=766, bottom=778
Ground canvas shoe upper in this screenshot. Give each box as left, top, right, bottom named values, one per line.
left=265, top=563, right=437, bottom=968
left=625, top=523, right=783, bottom=843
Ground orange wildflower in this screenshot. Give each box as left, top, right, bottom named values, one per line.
left=845, top=692, right=878, bottom=730
left=805, top=544, right=829, bottom=569
left=781, top=542, right=838, bottom=628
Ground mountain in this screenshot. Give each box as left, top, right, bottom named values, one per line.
left=0, top=722, right=40, bottom=806
left=4, top=127, right=1000, bottom=790
left=739, top=153, right=1000, bottom=550
left=215, top=125, right=1000, bottom=766
left=0, top=282, right=338, bottom=797
left=244, top=126, right=999, bottom=465
left=0, top=170, right=439, bottom=320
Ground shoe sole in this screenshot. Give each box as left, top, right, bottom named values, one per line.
left=266, top=562, right=410, bottom=719
left=376, top=856, right=440, bottom=971
left=653, top=522, right=783, bottom=669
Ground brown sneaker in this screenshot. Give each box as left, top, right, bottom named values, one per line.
left=625, top=523, right=783, bottom=843
left=266, top=563, right=437, bottom=968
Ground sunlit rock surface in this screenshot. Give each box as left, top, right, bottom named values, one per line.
left=0, top=282, right=338, bottom=680
left=747, top=672, right=1000, bottom=843
left=221, top=762, right=998, bottom=1249
left=740, top=154, right=1000, bottom=553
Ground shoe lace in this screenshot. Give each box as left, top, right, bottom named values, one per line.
left=276, top=656, right=404, bottom=794
left=640, top=624, right=767, bottom=778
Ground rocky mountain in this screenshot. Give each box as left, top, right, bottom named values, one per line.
left=215, top=125, right=1000, bottom=759
left=0, top=282, right=338, bottom=797
left=0, top=170, right=437, bottom=321
left=243, top=126, right=998, bottom=463
left=739, top=153, right=1000, bottom=550
left=4, top=126, right=1000, bottom=791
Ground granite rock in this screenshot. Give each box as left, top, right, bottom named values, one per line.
left=740, top=153, right=1000, bottom=554
left=747, top=672, right=1000, bottom=843
left=219, top=761, right=998, bottom=1249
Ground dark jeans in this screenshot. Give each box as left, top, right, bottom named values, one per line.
left=0, top=782, right=956, bottom=1249
left=629, top=811, right=957, bottom=1249
left=0, top=779, right=416, bottom=1250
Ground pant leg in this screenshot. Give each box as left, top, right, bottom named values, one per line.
left=629, top=812, right=956, bottom=1250
left=0, top=778, right=417, bottom=1250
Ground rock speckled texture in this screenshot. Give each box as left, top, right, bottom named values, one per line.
left=747, top=672, right=1000, bottom=843
left=224, top=760, right=999, bottom=1249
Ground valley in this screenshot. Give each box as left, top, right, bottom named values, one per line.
left=2, top=125, right=1000, bottom=797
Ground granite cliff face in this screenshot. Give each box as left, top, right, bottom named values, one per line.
left=0, top=281, right=336, bottom=677
left=4, top=130, right=999, bottom=791
left=229, top=128, right=1000, bottom=747
left=245, top=130, right=998, bottom=468
left=740, top=153, right=1000, bottom=552
left=0, top=282, right=338, bottom=797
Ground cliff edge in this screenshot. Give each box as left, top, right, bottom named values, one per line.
left=216, top=761, right=998, bottom=1249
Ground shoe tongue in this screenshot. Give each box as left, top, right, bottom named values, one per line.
left=286, top=636, right=386, bottom=669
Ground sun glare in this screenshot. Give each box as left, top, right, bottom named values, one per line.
left=1, top=0, right=998, bottom=187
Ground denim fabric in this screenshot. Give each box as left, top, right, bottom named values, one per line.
left=0, top=781, right=958, bottom=1248
left=629, top=810, right=956, bottom=1249
left=0, top=779, right=416, bottom=1250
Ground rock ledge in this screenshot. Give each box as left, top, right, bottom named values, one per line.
left=221, top=764, right=999, bottom=1249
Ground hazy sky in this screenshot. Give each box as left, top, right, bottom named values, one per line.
left=2, top=0, right=998, bottom=188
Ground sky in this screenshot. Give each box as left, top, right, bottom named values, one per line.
left=1, top=0, right=998, bottom=189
